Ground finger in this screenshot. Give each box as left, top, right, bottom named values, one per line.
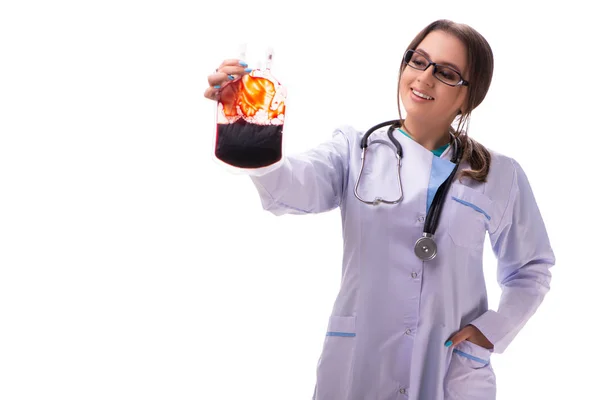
left=208, top=68, right=253, bottom=88
left=203, top=85, right=220, bottom=101
left=219, top=65, right=254, bottom=79
left=215, top=59, right=250, bottom=73
left=215, top=58, right=252, bottom=80
left=207, top=63, right=253, bottom=89
left=445, top=326, right=474, bottom=349
left=207, top=72, right=229, bottom=88
left=205, top=71, right=235, bottom=96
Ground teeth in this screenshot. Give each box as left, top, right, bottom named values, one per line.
left=412, top=89, right=433, bottom=100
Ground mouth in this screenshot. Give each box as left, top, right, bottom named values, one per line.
left=411, top=88, right=434, bottom=100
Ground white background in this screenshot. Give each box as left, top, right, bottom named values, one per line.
left=1, top=1, right=598, bottom=399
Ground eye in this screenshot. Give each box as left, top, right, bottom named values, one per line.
left=410, top=54, right=428, bottom=68
left=438, top=67, right=460, bottom=82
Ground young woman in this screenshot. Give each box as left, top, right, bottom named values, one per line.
left=204, top=19, right=555, bottom=400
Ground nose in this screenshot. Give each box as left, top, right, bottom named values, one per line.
left=417, top=64, right=436, bottom=87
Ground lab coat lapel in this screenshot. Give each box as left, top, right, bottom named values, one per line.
left=395, top=131, right=455, bottom=212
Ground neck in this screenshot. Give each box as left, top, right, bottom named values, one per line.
left=401, top=116, right=452, bottom=151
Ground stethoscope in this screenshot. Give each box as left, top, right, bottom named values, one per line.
left=354, top=120, right=463, bottom=261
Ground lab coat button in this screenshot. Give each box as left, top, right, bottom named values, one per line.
left=399, top=388, right=406, bottom=394
left=411, top=272, right=418, bottom=278
left=417, top=216, right=425, bottom=223
left=405, top=328, right=411, bottom=335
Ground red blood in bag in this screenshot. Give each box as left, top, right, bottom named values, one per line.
left=215, top=120, right=282, bottom=168
left=214, top=71, right=286, bottom=169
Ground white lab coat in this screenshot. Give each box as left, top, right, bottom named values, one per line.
left=247, top=125, right=555, bottom=400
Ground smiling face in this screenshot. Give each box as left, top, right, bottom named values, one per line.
left=399, top=30, right=469, bottom=127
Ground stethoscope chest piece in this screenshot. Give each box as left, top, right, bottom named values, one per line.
left=414, top=234, right=437, bottom=261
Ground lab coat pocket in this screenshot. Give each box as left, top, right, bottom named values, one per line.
left=444, top=340, right=496, bottom=400
left=313, top=315, right=356, bottom=400
left=446, top=185, right=492, bottom=250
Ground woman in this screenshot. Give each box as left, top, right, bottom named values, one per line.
left=204, top=19, right=555, bottom=400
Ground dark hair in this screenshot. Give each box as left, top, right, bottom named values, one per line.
left=397, top=19, right=494, bottom=182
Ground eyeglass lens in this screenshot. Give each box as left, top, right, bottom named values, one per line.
left=405, top=51, right=462, bottom=85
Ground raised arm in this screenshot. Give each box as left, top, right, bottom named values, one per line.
left=248, top=128, right=351, bottom=216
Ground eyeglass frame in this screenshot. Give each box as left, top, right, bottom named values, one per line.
left=402, top=49, right=469, bottom=87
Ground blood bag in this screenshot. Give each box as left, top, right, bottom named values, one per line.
left=212, top=47, right=287, bottom=174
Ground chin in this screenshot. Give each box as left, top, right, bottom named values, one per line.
left=404, top=104, right=431, bottom=120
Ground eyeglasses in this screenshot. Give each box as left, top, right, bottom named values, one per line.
left=402, top=49, right=469, bottom=87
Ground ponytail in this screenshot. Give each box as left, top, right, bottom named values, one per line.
left=454, top=114, right=491, bottom=183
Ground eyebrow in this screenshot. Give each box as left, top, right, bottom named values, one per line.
left=415, top=48, right=463, bottom=72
